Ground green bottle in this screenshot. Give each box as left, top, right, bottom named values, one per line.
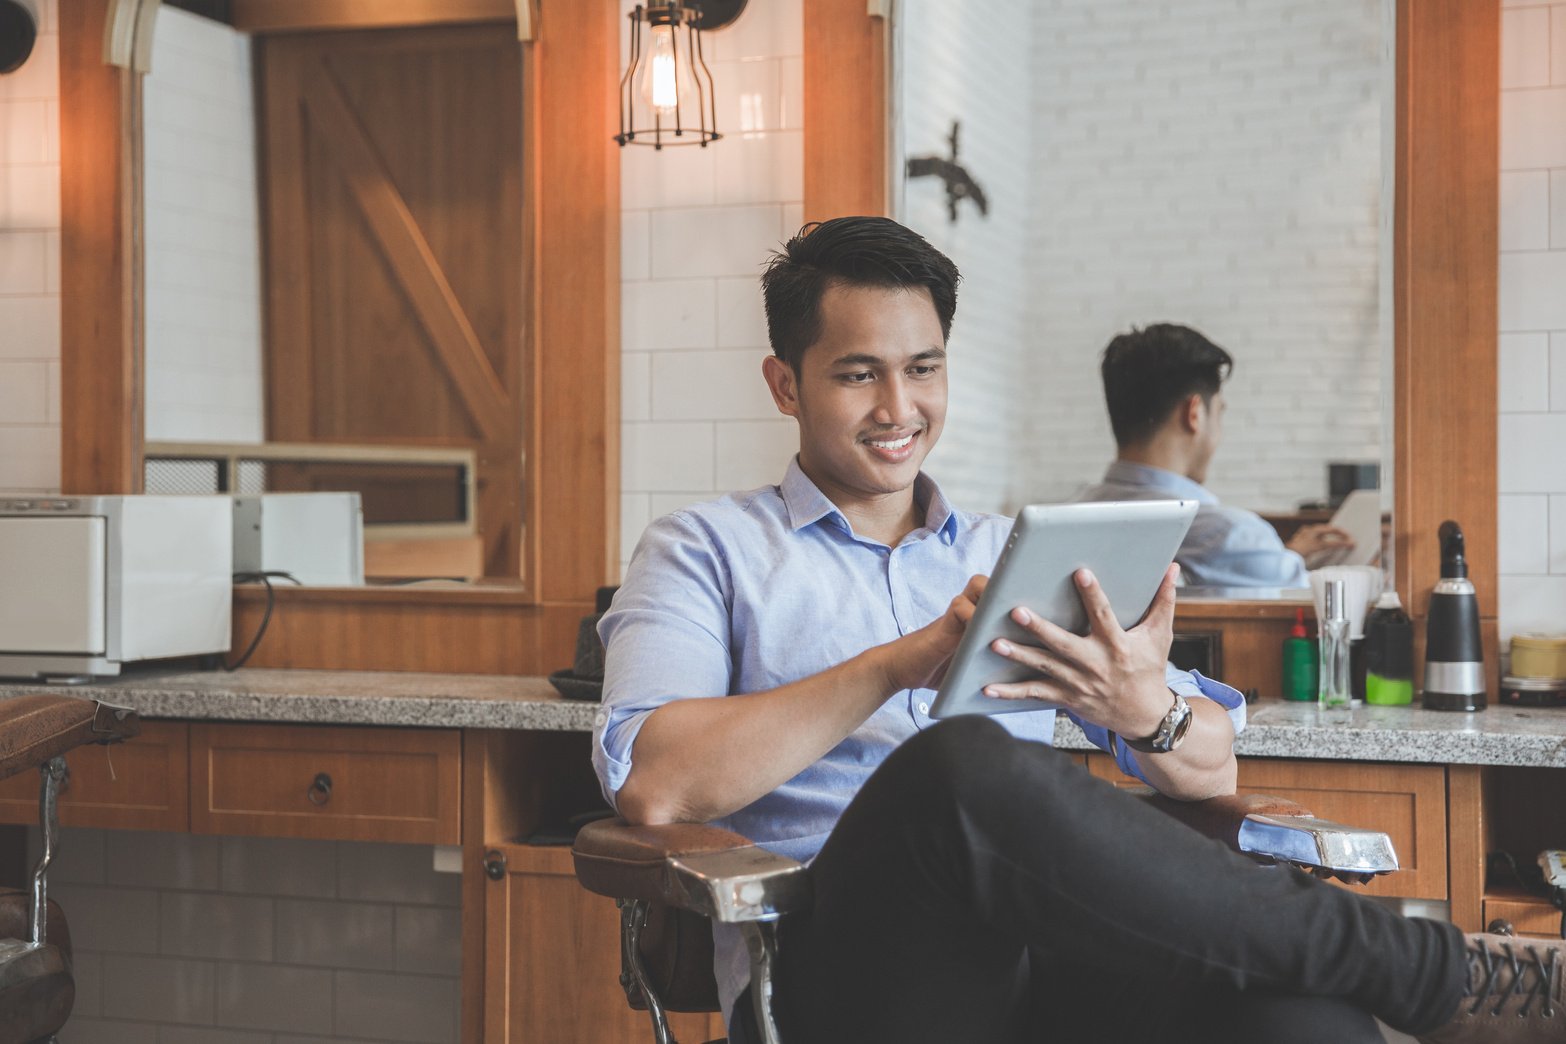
left=1364, top=591, right=1414, bottom=706
left=1282, top=607, right=1319, bottom=701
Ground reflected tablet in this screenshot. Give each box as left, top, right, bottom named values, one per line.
left=928, top=499, right=1199, bottom=718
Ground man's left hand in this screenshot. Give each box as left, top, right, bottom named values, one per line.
left=981, top=563, right=1179, bottom=739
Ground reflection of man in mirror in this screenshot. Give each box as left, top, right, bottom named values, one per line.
left=1076, top=323, right=1352, bottom=588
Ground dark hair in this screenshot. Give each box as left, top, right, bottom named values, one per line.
left=1100, top=323, right=1234, bottom=447
left=760, top=217, right=960, bottom=373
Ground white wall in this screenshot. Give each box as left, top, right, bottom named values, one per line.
left=142, top=6, right=266, bottom=444
left=0, top=0, right=60, bottom=494
left=1019, top=0, right=1386, bottom=511
left=1496, top=0, right=1566, bottom=641
left=617, top=0, right=805, bottom=572
left=896, top=0, right=1033, bottom=515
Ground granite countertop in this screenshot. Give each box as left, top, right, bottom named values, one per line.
left=0, top=668, right=598, bottom=731
left=3, top=669, right=1565, bottom=768
left=1054, top=700, right=1566, bottom=768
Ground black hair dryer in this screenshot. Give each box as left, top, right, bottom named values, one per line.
left=1421, top=521, right=1486, bottom=712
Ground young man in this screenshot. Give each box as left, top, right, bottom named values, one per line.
left=1076, top=323, right=1353, bottom=588
left=593, top=218, right=1561, bottom=1043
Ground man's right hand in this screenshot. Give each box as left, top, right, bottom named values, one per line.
left=1286, top=523, right=1354, bottom=559
left=882, top=574, right=988, bottom=692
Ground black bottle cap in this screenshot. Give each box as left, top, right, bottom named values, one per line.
left=1438, top=520, right=1468, bottom=580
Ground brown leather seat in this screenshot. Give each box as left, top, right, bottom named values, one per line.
left=0, top=694, right=138, bottom=1044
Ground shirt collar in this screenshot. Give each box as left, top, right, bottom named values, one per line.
left=1103, top=460, right=1219, bottom=505
left=779, top=457, right=960, bottom=544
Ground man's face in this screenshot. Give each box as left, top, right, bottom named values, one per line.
left=763, top=282, right=948, bottom=504
left=1190, top=389, right=1226, bottom=483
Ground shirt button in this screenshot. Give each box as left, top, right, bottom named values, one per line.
left=917, top=701, right=929, bottom=715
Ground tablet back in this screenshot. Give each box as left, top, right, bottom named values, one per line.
left=929, top=499, right=1198, bottom=718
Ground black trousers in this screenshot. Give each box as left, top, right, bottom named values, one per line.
left=731, top=716, right=1465, bottom=1044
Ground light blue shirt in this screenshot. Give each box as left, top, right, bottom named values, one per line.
left=1075, top=461, right=1311, bottom=588
left=593, top=457, right=1246, bottom=1023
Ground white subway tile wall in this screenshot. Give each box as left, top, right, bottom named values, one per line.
left=0, top=0, right=59, bottom=494
left=1498, top=0, right=1566, bottom=642
left=142, top=6, right=266, bottom=443
left=1017, top=0, right=1387, bottom=511
left=617, top=0, right=805, bottom=574
left=897, top=0, right=1033, bottom=515
left=27, top=828, right=461, bottom=1044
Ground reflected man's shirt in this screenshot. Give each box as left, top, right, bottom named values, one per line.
left=591, top=457, right=1246, bottom=1025
left=1075, top=460, right=1310, bottom=588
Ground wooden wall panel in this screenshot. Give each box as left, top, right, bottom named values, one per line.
left=1392, top=1, right=1499, bottom=635
left=525, top=0, right=621, bottom=603
left=229, top=588, right=588, bottom=674
left=802, top=0, right=888, bottom=222
left=59, top=0, right=142, bottom=495
left=232, top=0, right=515, bottom=33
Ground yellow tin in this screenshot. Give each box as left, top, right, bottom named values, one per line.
left=1508, top=633, right=1566, bottom=679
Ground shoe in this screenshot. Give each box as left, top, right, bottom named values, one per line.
left=1418, top=933, right=1564, bottom=1042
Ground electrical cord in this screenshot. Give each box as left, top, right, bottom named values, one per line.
left=225, top=571, right=301, bottom=671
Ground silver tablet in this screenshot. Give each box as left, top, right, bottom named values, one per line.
left=928, top=499, right=1199, bottom=718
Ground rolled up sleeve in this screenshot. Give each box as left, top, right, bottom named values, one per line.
left=1067, top=665, right=1246, bottom=785
left=592, top=513, right=735, bottom=810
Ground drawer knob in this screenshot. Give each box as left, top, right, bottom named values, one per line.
left=483, top=850, right=507, bottom=881
left=306, top=772, right=333, bottom=806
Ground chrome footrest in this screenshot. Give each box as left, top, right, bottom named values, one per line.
left=1237, top=813, right=1399, bottom=884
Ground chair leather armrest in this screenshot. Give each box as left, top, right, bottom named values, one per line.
left=0, top=695, right=140, bottom=784
left=574, top=818, right=810, bottom=922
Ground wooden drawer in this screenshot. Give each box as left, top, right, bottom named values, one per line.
left=191, top=723, right=461, bottom=844
left=1483, top=892, right=1565, bottom=940
left=1084, top=754, right=1448, bottom=900
left=0, top=721, right=189, bottom=832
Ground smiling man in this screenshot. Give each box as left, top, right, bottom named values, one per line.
left=591, top=218, right=1557, bottom=1044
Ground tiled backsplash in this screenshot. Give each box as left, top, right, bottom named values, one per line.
left=28, top=827, right=462, bottom=1044
left=1496, top=0, right=1566, bottom=641
left=0, top=0, right=60, bottom=493
left=617, top=0, right=806, bottom=572
left=142, top=6, right=266, bottom=444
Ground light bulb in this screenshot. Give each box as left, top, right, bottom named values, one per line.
left=640, top=23, right=694, bottom=119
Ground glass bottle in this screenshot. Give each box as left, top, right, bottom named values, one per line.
left=1319, top=579, right=1352, bottom=710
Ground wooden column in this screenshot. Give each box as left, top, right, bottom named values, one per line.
left=523, top=0, right=622, bottom=603
left=59, top=0, right=142, bottom=495
left=1392, top=0, right=1500, bottom=638
left=802, top=0, right=889, bottom=221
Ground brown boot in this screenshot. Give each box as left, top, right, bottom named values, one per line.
left=1418, top=933, right=1564, bottom=1042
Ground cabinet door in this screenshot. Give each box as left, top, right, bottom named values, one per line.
left=1084, top=754, right=1448, bottom=899
left=0, top=720, right=188, bottom=832
left=484, top=844, right=725, bottom=1044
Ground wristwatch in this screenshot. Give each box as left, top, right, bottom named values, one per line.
left=1120, top=689, right=1193, bottom=754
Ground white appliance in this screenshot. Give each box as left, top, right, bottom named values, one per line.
left=232, top=493, right=364, bottom=586
left=0, top=495, right=232, bottom=679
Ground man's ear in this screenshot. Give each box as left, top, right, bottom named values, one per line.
left=1181, top=393, right=1205, bottom=435
left=762, top=355, right=801, bottom=419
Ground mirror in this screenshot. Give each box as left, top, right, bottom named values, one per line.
left=894, top=0, right=1394, bottom=594
left=139, top=6, right=523, bottom=586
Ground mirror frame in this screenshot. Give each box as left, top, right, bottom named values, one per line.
left=59, top=0, right=621, bottom=670
left=803, top=0, right=1498, bottom=632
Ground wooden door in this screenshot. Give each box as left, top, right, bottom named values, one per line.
left=484, top=843, right=726, bottom=1043
left=257, top=24, right=525, bottom=576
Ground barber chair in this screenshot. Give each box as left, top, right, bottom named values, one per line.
left=573, top=787, right=1400, bottom=1044
left=0, top=694, right=140, bottom=1044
